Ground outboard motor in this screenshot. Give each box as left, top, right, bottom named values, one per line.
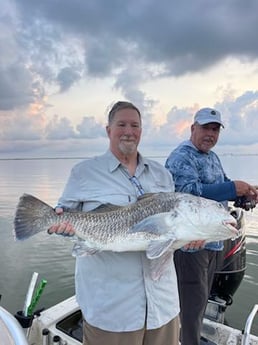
left=205, top=196, right=256, bottom=324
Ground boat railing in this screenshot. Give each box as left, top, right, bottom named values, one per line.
left=241, top=304, right=258, bottom=345
left=0, top=306, right=29, bottom=345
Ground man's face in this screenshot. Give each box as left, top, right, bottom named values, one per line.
left=191, top=122, right=221, bottom=153
left=106, top=108, right=142, bottom=156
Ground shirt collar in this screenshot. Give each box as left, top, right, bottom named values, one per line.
left=105, top=150, right=149, bottom=173
left=183, top=139, right=210, bottom=155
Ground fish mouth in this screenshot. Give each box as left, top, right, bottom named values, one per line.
left=223, top=219, right=239, bottom=236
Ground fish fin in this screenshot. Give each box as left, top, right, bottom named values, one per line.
left=129, top=213, right=173, bottom=235
left=72, top=241, right=100, bottom=257
left=93, top=194, right=161, bottom=212
left=92, top=203, right=122, bottom=213
left=93, top=194, right=159, bottom=212
left=14, top=194, right=54, bottom=240
left=149, top=251, right=174, bottom=281
left=137, top=193, right=156, bottom=201
left=147, top=239, right=175, bottom=259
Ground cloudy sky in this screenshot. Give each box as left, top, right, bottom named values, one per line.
left=1, top=0, right=258, bottom=158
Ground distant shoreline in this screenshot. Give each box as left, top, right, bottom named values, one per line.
left=1, top=153, right=258, bottom=161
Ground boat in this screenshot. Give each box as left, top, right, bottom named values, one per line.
left=1, top=204, right=258, bottom=345
left=1, top=295, right=258, bottom=345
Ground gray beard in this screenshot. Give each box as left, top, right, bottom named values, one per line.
left=118, top=142, right=137, bottom=155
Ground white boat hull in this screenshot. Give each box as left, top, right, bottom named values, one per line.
left=202, top=317, right=258, bottom=345
left=29, top=296, right=82, bottom=345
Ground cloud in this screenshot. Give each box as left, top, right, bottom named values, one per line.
left=0, top=11, right=39, bottom=110
left=45, top=115, right=76, bottom=140
left=3, top=0, right=258, bottom=95
left=15, top=0, right=258, bottom=74
left=57, top=67, right=82, bottom=93
left=0, top=64, right=37, bottom=110
left=1, top=88, right=258, bottom=158
left=1, top=0, right=258, bottom=157
left=218, top=91, right=258, bottom=146
left=76, top=117, right=106, bottom=139
left=0, top=110, right=44, bottom=140
left=139, top=90, right=258, bottom=155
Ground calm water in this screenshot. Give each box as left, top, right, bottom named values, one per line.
left=0, top=156, right=257, bottom=335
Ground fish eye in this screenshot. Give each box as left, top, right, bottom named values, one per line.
left=217, top=203, right=224, bottom=208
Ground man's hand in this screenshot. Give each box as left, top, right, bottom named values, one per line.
left=234, top=181, right=258, bottom=202
left=183, top=240, right=205, bottom=251
left=47, top=207, right=76, bottom=236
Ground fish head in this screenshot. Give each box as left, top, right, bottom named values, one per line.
left=173, top=194, right=238, bottom=242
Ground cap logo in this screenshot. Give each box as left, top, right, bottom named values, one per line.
left=211, top=110, right=216, bottom=115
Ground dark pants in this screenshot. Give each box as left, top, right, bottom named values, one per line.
left=174, top=249, right=217, bottom=345
left=83, top=316, right=179, bottom=345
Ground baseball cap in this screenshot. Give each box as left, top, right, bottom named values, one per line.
left=194, top=108, right=224, bottom=128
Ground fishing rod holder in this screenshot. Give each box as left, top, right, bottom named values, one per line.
left=14, top=310, right=34, bottom=329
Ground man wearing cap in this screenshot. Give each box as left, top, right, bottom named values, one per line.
left=165, top=107, right=258, bottom=345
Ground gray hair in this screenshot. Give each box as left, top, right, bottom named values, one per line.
left=108, top=101, right=141, bottom=125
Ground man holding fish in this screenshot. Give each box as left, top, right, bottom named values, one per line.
left=15, top=102, right=244, bottom=344
left=48, top=101, right=180, bottom=345
left=165, top=107, right=258, bottom=345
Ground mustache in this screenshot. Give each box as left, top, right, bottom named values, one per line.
left=204, top=137, right=215, bottom=143
left=120, top=135, right=135, bottom=140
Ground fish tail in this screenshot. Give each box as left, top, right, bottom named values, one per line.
left=14, top=194, right=54, bottom=240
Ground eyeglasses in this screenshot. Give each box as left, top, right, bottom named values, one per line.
left=129, top=176, right=145, bottom=196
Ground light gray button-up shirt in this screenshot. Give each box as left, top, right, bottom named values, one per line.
left=58, top=150, right=179, bottom=332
